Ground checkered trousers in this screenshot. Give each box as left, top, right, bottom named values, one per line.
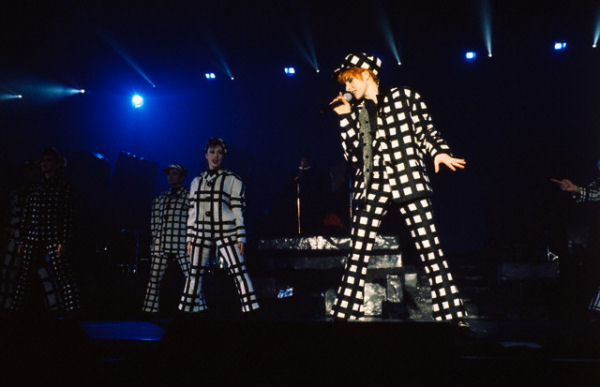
left=142, top=253, right=190, bottom=313
left=11, top=242, right=80, bottom=312
left=331, top=170, right=466, bottom=321
left=151, top=187, right=190, bottom=256
left=179, top=236, right=259, bottom=313
left=339, top=87, right=451, bottom=204
left=1, top=189, right=60, bottom=311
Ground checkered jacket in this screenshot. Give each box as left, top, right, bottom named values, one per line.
left=574, top=178, right=600, bottom=203
left=151, top=186, right=190, bottom=256
left=187, top=169, right=246, bottom=244
left=18, top=176, right=73, bottom=245
left=338, top=87, right=451, bottom=204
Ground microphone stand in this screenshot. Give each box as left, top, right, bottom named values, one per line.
left=297, top=181, right=302, bottom=235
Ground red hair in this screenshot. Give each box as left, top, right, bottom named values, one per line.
left=336, top=67, right=379, bottom=85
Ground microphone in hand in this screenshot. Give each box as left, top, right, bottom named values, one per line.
left=320, top=92, right=353, bottom=115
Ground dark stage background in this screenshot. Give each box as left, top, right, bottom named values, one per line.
left=2, top=0, right=600, bottom=256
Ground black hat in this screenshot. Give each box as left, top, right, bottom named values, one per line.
left=333, top=52, right=383, bottom=78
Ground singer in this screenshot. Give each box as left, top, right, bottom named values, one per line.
left=328, top=53, right=468, bottom=325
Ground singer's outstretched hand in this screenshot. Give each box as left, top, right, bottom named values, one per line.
left=331, top=92, right=351, bottom=115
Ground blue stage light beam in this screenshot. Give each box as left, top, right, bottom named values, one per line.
left=376, top=2, right=401, bottom=65
left=205, top=34, right=235, bottom=81
left=131, top=94, right=144, bottom=108
left=292, top=35, right=319, bottom=73
left=594, top=9, right=600, bottom=47
left=95, top=29, right=156, bottom=88
left=0, top=93, right=22, bottom=101
left=481, top=0, right=493, bottom=57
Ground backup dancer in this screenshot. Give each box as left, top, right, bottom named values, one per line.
left=11, top=147, right=80, bottom=314
left=179, top=138, right=259, bottom=314
left=0, top=162, right=61, bottom=312
left=142, top=164, right=190, bottom=313
left=328, top=53, right=468, bottom=323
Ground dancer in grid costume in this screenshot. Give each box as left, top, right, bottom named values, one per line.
left=329, top=53, right=468, bottom=321
left=11, top=148, right=80, bottom=313
left=1, top=186, right=61, bottom=311
left=552, top=175, right=600, bottom=313
left=142, top=164, right=191, bottom=313
left=179, top=138, right=259, bottom=313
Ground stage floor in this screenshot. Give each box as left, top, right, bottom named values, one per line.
left=1, top=316, right=599, bottom=386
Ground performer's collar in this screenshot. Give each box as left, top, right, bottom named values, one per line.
left=205, top=167, right=223, bottom=176
left=170, top=185, right=185, bottom=194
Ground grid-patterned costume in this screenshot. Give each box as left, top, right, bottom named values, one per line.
left=0, top=189, right=61, bottom=311
left=573, top=178, right=600, bottom=204
left=571, top=178, right=600, bottom=312
left=179, top=169, right=259, bottom=313
left=11, top=176, right=80, bottom=312
left=142, top=186, right=191, bottom=313
left=332, top=86, right=466, bottom=321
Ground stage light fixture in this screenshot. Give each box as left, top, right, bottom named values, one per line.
left=205, top=73, right=216, bottom=80
left=17, top=94, right=23, bottom=99
left=284, top=67, right=296, bottom=75
left=79, top=89, right=86, bottom=94
left=554, top=42, right=567, bottom=51
left=465, top=51, right=476, bottom=61
left=131, top=94, right=144, bottom=108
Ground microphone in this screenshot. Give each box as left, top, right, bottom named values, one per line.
left=319, top=92, right=353, bottom=115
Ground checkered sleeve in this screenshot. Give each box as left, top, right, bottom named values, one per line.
left=58, top=183, right=74, bottom=245
left=408, top=90, right=451, bottom=158
left=338, top=111, right=361, bottom=164
left=150, top=196, right=161, bottom=256
left=186, top=177, right=199, bottom=244
left=230, top=176, right=247, bottom=244
left=574, top=181, right=600, bottom=203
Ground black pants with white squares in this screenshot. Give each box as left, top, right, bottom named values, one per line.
left=142, top=253, right=190, bottom=313
left=179, top=236, right=259, bottom=313
left=11, top=242, right=80, bottom=313
left=1, top=250, right=61, bottom=311
left=331, top=189, right=466, bottom=321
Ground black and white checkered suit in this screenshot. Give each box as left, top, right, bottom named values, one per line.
left=142, top=186, right=191, bottom=313
left=11, top=176, right=80, bottom=313
left=179, top=169, right=259, bottom=313
left=331, top=87, right=466, bottom=321
left=1, top=189, right=61, bottom=311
